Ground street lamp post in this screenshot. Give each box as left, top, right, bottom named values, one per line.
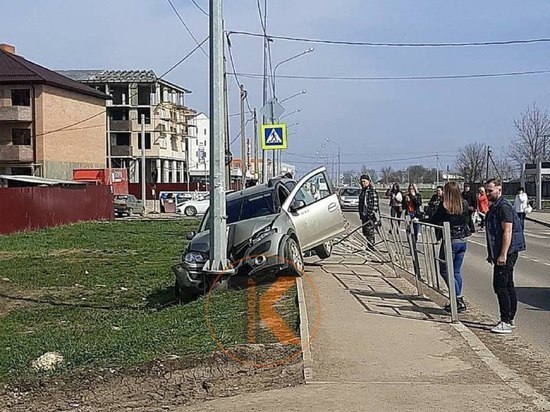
left=324, top=138, right=341, bottom=187
left=279, top=108, right=301, bottom=120
left=280, top=89, right=307, bottom=104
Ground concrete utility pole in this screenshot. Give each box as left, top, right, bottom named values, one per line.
left=223, top=27, right=231, bottom=190
left=240, top=84, right=247, bottom=188
left=140, top=114, right=146, bottom=203
left=254, top=108, right=259, bottom=180
left=261, top=0, right=268, bottom=183
left=485, top=145, right=490, bottom=182
left=204, top=0, right=231, bottom=275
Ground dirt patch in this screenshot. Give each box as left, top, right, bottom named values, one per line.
left=0, top=344, right=304, bottom=411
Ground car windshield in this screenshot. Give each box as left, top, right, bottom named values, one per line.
left=339, top=188, right=360, bottom=197
left=199, top=192, right=276, bottom=232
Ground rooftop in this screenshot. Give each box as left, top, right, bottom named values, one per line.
left=59, top=69, right=191, bottom=94
left=0, top=47, right=110, bottom=100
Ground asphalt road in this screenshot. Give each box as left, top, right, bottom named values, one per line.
left=344, top=203, right=550, bottom=355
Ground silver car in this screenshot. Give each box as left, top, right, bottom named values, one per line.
left=338, top=187, right=361, bottom=211
left=173, top=167, right=346, bottom=300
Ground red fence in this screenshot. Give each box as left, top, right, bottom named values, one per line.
left=0, top=185, right=113, bottom=235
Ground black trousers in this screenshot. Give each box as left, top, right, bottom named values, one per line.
left=361, top=218, right=376, bottom=249
left=493, top=252, right=518, bottom=324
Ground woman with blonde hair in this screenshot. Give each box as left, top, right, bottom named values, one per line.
left=426, top=181, right=471, bottom=312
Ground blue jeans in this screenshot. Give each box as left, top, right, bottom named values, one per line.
left=439, top=241, right=467, bottom=297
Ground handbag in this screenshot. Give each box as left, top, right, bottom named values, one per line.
left=525, top=205, right=533, bottom=214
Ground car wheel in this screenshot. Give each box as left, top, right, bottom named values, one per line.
left=175, top=278, right=195, bottom=304
left=184, top=206, right=197, bottom=216
left=315, top=241, right=333, bottom=259
left=286, top=238, right=304, bottom=276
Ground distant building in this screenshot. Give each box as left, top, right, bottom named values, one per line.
left=0, top=44, right=109, bottom=179
left=60, top=69, right=196, bottom=184
left=187, top=112, right=210, bottom=181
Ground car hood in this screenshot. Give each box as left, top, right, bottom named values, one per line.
left=188, top=214, right=279, bottom=254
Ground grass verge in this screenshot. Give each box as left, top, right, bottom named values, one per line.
left=0, top=220, right=299, bottom=385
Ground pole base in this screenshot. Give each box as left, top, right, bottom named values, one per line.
left=202, top=259, right=235, bottom=275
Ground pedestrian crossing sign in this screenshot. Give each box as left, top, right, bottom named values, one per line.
left=261, top=123, right=287, bottom=150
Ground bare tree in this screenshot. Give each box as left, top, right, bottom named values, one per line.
left=509, top=103, right=550, bottom=165
left=456, top=143, right=487, bottom=183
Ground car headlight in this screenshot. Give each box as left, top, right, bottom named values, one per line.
left=184, top=251, right=207, bottom=264
left=250, top=226, right=277, bottom=246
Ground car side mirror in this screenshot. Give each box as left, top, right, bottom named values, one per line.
left=186, top=231, right=196, bottom=240
left=290, top=199, right=306, bottom=212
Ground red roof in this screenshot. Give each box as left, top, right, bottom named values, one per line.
left=0, top=49, right=110, bottom=100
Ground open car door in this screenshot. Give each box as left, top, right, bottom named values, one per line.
left=282, top=166, right=346, bottom=251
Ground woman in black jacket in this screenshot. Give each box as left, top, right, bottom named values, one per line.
left=426, top=181, right=471, bottom=312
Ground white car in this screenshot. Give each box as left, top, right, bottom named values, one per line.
left=177, top=196, right=210, bottom=216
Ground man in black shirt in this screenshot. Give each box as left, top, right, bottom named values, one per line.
left=358, top=174, right=379, bottom=251
left=462, top=183, right=477, bottom=233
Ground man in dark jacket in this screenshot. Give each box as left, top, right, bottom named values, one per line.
left=358, top=174, right=379, bottom=250
left=462, top=183, right=477, bottom=233
left=485, top=179, right=526, bottom=334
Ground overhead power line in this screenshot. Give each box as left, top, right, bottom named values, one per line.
left=226, top=34, right=253, bottom=113
left=228, top=30, right=550, bottom=48
left=189, top=0, right=208, bottom=16
left=166, top=0, right=208, bottom=57
left=231, top=69, right=550, bottom=82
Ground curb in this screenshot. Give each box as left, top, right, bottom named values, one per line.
left=452, top=322, right=550, bottom=410
left=296, top=277, right=313, bottom=383
left=526, top=215, right=550, bottom=228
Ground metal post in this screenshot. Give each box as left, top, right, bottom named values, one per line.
left=261, top=0, right=268, bottom=183
left=337, top=145, right=341, bottom=188
left=204, top=0, right=231, bottom=275
left=106, top=113, right=112, bottom=188
left=254, top=108, right=259, bottom=179
left=443, top=221, right=458, bottom=322
left=240, top=85, right=247, bottom=188
left=140, top=114, right=146, bottom=203
left=485, top=145, right=490, bottom=182
left=223, top=55, right=231, bottom=189
left=537, top=162, right=542, bottom=210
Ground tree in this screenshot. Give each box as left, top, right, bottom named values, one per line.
left=456, top=143, right=487, bottom=183
left=509, top=103, right=550, bottom=165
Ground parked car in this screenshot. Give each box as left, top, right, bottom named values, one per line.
left=114, top=194, right=144, bottom=217
left=338, top=187, right=361, bottom=211
left=177, top=195, right=210, bottom=216
left=172, top=166, right=347, bottom=301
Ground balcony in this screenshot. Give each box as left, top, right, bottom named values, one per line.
left=0, top=145, right=33, bottom=163
left=0, top=106, right=32, bottom=122
left=110, top=145, right=132, bottom=157
left=110, top=119, right=132, bottom=132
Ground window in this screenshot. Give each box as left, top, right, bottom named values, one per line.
left=137, top=108, right=151, bottom=124
left=114, top=133, right=130, bottom=146
left=137, top=133, right=151, bottom=149
left=294, top=171, right=331, bottom=207
left=11, top=89, right=30, bottom=106
left=203, top=129, right=207, bottom=135
left=137, top=85, right=152, bottom=105
left=12, top=128, right=31, bottom=145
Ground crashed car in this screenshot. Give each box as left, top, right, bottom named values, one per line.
left=172, top=166, right=347, bottom=300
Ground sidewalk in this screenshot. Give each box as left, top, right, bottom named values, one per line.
left=184, top=252, right=549, bottom=411
left=527, top=210, right=550, bottom=228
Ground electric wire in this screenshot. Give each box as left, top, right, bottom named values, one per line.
left=226, top=35, right=254, bottom=113
left=166, top=0, right=208, bottom=57
left=189, top=0, right=208, bottom=16
left=228, top=30, right=550, bottom=48
left=231, top=69, right=550, bottom=82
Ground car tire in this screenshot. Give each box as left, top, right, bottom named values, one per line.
left=315, top=241, right=333, bottom=259
left=175, top=278, right=195, bottom=304
left=184, top=206, right=197, bottom=217
left=286, top=238, right=304, bottom=276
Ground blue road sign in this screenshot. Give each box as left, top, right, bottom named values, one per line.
left=261, top=124, right=287, bottom=150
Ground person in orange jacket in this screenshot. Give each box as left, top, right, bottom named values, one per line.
left=477, top=186, right=489, bottom=231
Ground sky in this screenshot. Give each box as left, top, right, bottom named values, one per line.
left=1, top=0, right=549, bottom=176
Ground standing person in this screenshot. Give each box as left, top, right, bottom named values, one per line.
left=477, top=187, right=489, bottom=231
left=485, top=179, right=526, bottom=334
left=461, top=183, right=477, bottom=234
left=514, top=187, right=529, bottom=229
left=426, top=185, right=444, bottom=218
left=402, top=183, right=422, bottom=241
left=426, top=182, right=471, bottom=312
left=358, top=174, right=380, bottom=251
left=385, top=183, right=403, bottom=218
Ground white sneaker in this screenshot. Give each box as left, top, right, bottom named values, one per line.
left=491, top=322, right=512, bottom=334
left=509, top=320, right=516, bottom=328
